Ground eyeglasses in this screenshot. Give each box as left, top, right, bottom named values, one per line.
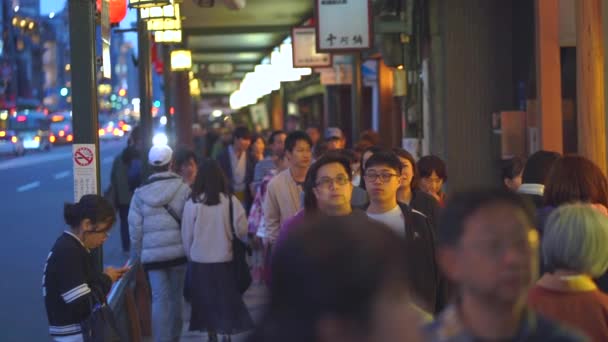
left=315, top=175, right=350, bottom=189
left=364, top=172, right=400, bottom=183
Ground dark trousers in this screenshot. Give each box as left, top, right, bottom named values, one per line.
left=119, top=204, right=130, bottom=252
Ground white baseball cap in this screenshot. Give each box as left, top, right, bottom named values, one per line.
left=148, top=145, right=173, bottom=166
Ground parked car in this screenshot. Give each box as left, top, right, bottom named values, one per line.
left=11, top=111, right=52, bottom=152
left=0, top=130, right=25, bottom=156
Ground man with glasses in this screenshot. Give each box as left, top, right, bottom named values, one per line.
left=425, top=189, right=584, bottom=341
left=363, top=151, right=444, bottom=314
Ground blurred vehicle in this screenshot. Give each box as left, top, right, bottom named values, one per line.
left=0, top=130, right=25, bottom=156
left=49, top=112, right=73, bottom=145
left=98, top=119, right=125, bottom=140
left=50, top=122, right=73, bottom=145
left=10, top=110, right=53, bottom=152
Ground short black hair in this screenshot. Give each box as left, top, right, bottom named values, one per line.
left=437, top=188, right=535, bottom=247
left=232, top=126, right=251, bottom=142
left=418, top=155, right=447, bottom=181
left=269, top=130, right=286, bottom=145
left=173, top=147, right=197, bottom=171
left=64, top=194, right=116, bottom=228
left=501, top=157, right=525, bottom=181
left=285, top=130, right=313, bottom=153
left=303, top=152, right=352, bottom=212
left=364, top=151, right=403, bottom=174
left=522, top=150, right=561, bottom=184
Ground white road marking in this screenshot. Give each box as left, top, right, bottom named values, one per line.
left=54, top=171, right=71, bottom=180
left=17, top=181, right=40, bottom=192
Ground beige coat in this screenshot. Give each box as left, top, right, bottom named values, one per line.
left=259, top=168, right=303, bottom=243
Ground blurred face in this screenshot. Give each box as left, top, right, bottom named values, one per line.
left=364, top=164, right=402, bottom=205
left=178, top=158, right=197, bottom=185
left=439, top=203, right=537, bottom=306
left=271, top=133, right=287, bottom=156
left=235, top=137, right=251, bottom=153
left=82, top=218, right=113, bottom=249
left=313, top=163, right=353, bottom=213
left=419, top=171, right=444, bottom=195
left=397, top=157, right=414, bottom=190
left=306, top=128, right=321, bottom=145
left=286, top=140, right=312, bottom=169
left=252, top=138, right=265, bottom=156
left=326, top=138, right=345, bottom=151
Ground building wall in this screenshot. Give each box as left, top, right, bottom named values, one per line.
left=429, top=0, right=514, bottom=190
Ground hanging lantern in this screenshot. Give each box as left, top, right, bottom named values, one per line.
left=129, top=0, right=171, bottom=9
left=171, top=50, right=192, bottom=71
left=147, top=3, right=181, bottom=31
left=140, top=2, right=176, bottom=20
left=96, top=0, right=128, bottom=25
left=154, top=30, right=182, bottom=43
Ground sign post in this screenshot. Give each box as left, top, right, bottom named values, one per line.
left=68, top=0, right=103, bottom=269
left=315, top=0, right=372, bottom=146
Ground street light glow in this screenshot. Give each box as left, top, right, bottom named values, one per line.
left=212, top=110, right=223, bottom=118
left=49, top=12, right=55, bottom=19
left=14, top=6, right=19, bottom=12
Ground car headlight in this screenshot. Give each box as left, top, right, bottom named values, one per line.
left=152, top=132, right=168, bottom=146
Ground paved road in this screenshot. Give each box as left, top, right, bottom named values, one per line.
left=0, top=140, right=128, bottom=341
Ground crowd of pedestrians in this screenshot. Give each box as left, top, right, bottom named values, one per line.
left=43, top=122, right=608, bottom=342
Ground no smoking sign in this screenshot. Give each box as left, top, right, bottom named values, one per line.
left=72, top=144, right=98, bottom=201
left=74, top=146, right=94, bottom=166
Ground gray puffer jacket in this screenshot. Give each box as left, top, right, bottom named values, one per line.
left=128, top=171, right=190, bottom=265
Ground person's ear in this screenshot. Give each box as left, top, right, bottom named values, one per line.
left=81, top=218, right=94, bottom=232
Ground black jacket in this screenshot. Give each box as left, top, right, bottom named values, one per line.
left=410, top=190, right=441, bottom=231
left=396, top=202, right=447, bottom=314
left=216, top=146, right=256, bottom=211
left=43, top=232, right=112, bottom=337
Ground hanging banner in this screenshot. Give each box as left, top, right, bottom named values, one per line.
left=315, top=0, right=373, bottom=52
left=291, top=26, right=332, bottom=68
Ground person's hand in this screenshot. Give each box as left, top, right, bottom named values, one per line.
left=104, top=265, right=130, bottom=283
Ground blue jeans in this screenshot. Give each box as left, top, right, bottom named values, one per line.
left=148, top=264, right=187, bottom=342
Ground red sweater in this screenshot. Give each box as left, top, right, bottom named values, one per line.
left=528, top=285, right=608, bottom=341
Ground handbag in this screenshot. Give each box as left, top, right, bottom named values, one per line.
left=228, top=195, right=253, bottom=294
left=81, top=290, right=121, bottom=342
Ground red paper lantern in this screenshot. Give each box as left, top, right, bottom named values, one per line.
left=96, top=0, right=128, bottom=25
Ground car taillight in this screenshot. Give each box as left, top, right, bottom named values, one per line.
left=113, top=128, right=121, bottom=136
left=98, top=128, right=105, bottom=136
left=11, top=136, right=17, bottom=143
left=34, top=136, right=40, bottom=142
left=50, top=135, right=56, bottom=143
left=67, top=134, right=73, bottom=142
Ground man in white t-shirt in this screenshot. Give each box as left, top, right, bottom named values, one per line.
left=364, top=152, right=406, bottom=235
left=363, top=150, right=446, bottom=314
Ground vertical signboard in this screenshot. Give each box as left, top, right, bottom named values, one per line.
left=73, top=144, right=98, bottom=201
left=315, top=0, right=373, bottom=52
left=101, top=0, right=111, bottom=79
left=292, top=26, right=332, bottom=68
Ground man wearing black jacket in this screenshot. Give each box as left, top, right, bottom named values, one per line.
left=216, top=126, right=255, bottom=212
left=363, top=151, right=446, bottom=314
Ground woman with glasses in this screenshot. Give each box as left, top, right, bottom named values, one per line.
left=274, top=152, right=367, bottom=252
left=43, top=195, right=129, bottom=342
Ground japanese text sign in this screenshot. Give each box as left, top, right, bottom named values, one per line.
left=292, top=26, right=332, bottom=68
left=315, top=0, right=373, bottom=52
